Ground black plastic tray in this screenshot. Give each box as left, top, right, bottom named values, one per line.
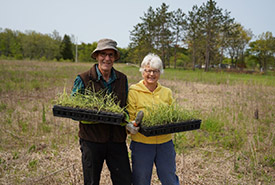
left=52, top=105, right=125, bottom=125
left=139, top=119, right=201, bottom=136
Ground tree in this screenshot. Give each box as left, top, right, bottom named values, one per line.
left=226, top=23, right=252, bottom=68
left=249, top=32, right=275, bottom=72
left=237, top=28, right=253, bottom=68
left=186, top=5, right=203, bottom=70
left=118, top=47, right=130, bottom=63
left=21, top=30, right=42, bottom=59
left=186, top=0, right=236, bottom=71
left=78, top=42, right=97, bottom=62
left=0, top=28, right=23, bottom=59
left=20, top=30, right=61, bottom=60
left=171, top=8, right=186, bottom=69
left=60, top=34, right=73, bottom=60
left=129, top=6, right=156, bottom=64
left=217, top=10, right=234, bottom=65
left=154, top=3, right=173, bottom=68
left=129, top=3, right=173, bottom=68
left=50, top=30, right=62, bottom=60
left=199, top=0, right=225, bottom=71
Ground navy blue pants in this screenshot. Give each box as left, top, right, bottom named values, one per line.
left=130, top=140, right=179, bottom=185
left=80, top=139, right=132, bottom=185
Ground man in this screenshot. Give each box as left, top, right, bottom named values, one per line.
left=72, top=38, right=131, bottom=185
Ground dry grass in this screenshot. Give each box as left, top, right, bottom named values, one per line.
left=161, top=78, right=275, bottom=184
left=0, top=60, right=274, bottom=185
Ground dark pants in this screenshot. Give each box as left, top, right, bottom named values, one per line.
left=130, top=140, right=179, bottom=185
left=79, top=138, right=132, bottom=185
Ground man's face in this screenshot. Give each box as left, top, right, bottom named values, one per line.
left=96, top=49, right=116, bottom=74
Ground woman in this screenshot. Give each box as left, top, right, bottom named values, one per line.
left=127, top=53, right=179, bottom=185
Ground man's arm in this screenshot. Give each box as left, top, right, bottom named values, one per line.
left=71, top=75, right=85, bottom=96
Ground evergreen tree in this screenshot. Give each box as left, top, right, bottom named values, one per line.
left=154, top=3, right=173, bottom=68
left=199, top=0, right=224, bottom=71
left=186, top=0, right=235, bottom=71
left=171, top=8, right=186, bottom=69
left=186, top=5, right=203, bottom=70
left=60, top=34, right=73, bottom=60
left=129, top=6, right=156, bottom=64
left=129, top=3, right=173, bottom=68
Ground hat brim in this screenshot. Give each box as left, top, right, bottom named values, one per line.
left=91, top=47, right=120, bottom=60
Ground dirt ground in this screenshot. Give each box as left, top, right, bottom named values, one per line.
left=2, top=136, right=250, bottom=185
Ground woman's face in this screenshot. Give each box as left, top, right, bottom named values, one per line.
left=142, top=65, right=160, bottom=87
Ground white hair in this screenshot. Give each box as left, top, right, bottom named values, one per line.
left=139, top=53, right=164, bottom=74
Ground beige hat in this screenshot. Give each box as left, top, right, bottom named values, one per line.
left=91, top=38, right=120, bottom=60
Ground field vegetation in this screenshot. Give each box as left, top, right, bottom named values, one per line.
left=0, top=60, right=274, bottom=184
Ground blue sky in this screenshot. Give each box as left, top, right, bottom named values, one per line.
left=0, top=0, right=274, bottom=48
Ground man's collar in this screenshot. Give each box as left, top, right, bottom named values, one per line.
left=95, top=64, right=117, bottom=82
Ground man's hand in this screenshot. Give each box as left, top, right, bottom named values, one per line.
left=126, top=121, right=140, bottom=134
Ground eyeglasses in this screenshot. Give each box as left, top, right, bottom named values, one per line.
left=99, top=52, right=115, bottom=59
left=144, top=69, right=160, bottom=74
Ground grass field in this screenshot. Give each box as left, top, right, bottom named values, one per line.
left=0, top=60, right=274, bottom=184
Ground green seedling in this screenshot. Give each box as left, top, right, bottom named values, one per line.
left=142, top=103, right=198, bottom=127
left=54, top=88, right=126, bottom=114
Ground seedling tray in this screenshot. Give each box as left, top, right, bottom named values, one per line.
left=139, top=119, right=201, bottom=136
left=52, top=105, right=125, bottom=125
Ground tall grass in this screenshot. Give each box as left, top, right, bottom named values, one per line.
left=0, top=60, right=91, bottom=93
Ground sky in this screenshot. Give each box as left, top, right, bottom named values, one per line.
left=0, top=0, right=274, bottom=48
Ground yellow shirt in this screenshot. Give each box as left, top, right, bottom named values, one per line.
left=127, top=80, right=173, bottom=144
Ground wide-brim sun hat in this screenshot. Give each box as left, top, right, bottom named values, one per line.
left=91, top=38, right=120, bottom=60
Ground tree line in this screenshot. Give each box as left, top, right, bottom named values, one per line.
left=0, top=28, right=95, bottom=63
left=128, top=0, right=275, bottom=72
left=1, top=0, right=274, bottom=72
